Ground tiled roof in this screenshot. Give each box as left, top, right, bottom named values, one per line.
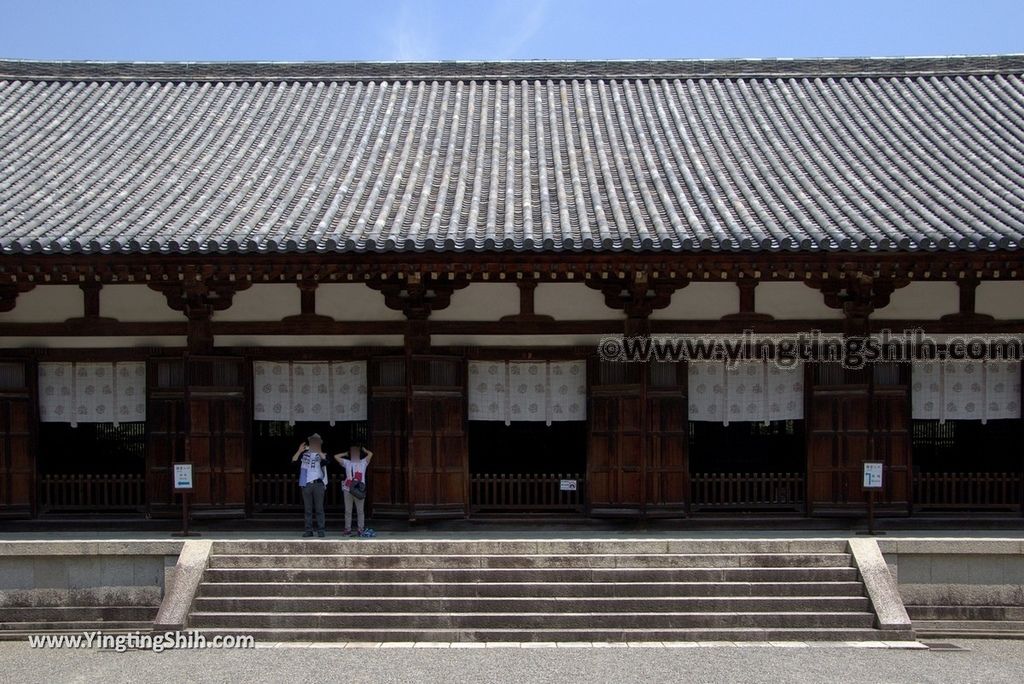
left=1, top=55, right=1024, bottom=255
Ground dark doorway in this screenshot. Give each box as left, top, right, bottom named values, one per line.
left=251, top=420, right=367, bottom=512
left=912, top=419, right=1023, bottom=511
left=468, top=421, right=586, bottom=513
left=37, top=422, right=146, bottom=513
left=688, top=420, right=806, bottom=511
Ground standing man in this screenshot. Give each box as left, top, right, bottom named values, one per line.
left=292, top=434, right=328, bottom=538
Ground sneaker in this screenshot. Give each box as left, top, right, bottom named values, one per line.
left=342, top=529, right=352, bottom=537
left=357, top=528, right=376, bottom=538
left=302, top=531, right=314, bottom=538
left=317, top=530, right=326, bottom=538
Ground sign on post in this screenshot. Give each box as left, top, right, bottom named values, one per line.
left=862, top=461, right=884, bottom=490
left=171, top=462, right=199, bottom=537
left=173, top=462, right=194, bottom=491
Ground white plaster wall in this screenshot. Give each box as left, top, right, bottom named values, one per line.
left=0, top=336, right=186, bottom=348
left=533, top=284, right=622, bottom=320
left=976, top=282, right=1024, bottom=319
left=755, top=283, right=842, bottom=319
left=213, top=284, right=300, bottom=321
left=431, top=284, right=520, bottom=321
left=100, top=285, right=185, bottom=322
left=214, top=334, right=404, bottom=347
left=0, top=286, right=82, bottom=322
left=650, top=283, right=739, bottom=320
left=432, top=334, right=605, bottom=347
left=315, top=284, right=407, bottom=321
left=873, top=282, right=958, bottom=320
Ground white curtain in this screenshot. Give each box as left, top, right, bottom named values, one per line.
left=253, top=360, right=367, bottom=424
left=468, top=360, right=586, bottom=424
left=912, top=360, right=1021, bottom=422
left=39, top=361, right=146, bottom=426
left=467, top=361, right=507, bottom=422
left=688, top=361, right=804, bottom=424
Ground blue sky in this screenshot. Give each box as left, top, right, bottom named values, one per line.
left=0, top=0, right=1021, bottom=62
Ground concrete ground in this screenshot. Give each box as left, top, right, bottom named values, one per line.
left=0, top=638, right=1021, bottom=683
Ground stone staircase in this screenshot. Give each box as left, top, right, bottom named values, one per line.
left=188, top=540, right=915, bottom=643
left=907, top=605, right=1024, bottom=639
left=0, top=598, right=159, bottom=640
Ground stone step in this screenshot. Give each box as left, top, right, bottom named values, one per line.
left=912, top=619, right=1024, bottom=634
left=906, top=605, right=1024, bottom=621
left=0, top=606, right=157, bottom=622
left=192, top=626, right=915, bottom=643
left=206, top=553, right=854, bottom=570
left=198, top=580, right=866, bottom=599
left=0, top=620, right=155, bottom=634
left=201, top=566, right=859, bottom=584
left=188, top=611, right=878, bottom=630
left=192, top=596, right=871, bottom=614
left=212, top=540, right=850, bottom=556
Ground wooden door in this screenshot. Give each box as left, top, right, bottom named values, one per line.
left=870, top=363, right=911, bottom=511
left=588, top=361, right=643, bottom=515
left=146, top=357, right=187, bottom=516
left=367, top=357, right=408, bottom=518
left=807, top=362, right=910, bottom=514
left=407, top=356, right=467, bottom=520
left=0, top=361, right=34, bottom=518
left=185, top=356, right=248, bottom=516
left=645, top=362, right=689, bottom=515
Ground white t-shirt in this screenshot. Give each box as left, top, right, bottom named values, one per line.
left=340, top=458, right=368, bottom=492
left=299, top=450, right=328, bottom=486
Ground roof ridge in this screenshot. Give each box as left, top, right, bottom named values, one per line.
left=1, top=54, right=1023, bottom=82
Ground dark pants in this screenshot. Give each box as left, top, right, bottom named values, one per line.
left=302, top=480, right=326, bottom=532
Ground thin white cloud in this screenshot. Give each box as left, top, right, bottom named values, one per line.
left=493, top=0, right=549, bottom=59
left=390, top=0, right=438, bottom=61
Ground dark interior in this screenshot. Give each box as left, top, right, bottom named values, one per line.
left=468, top=421, right=587, bottom=476
left=688, top=420, right=805, bottom=474
left=37, top=422, right=146, bottom=474
left=252, top=421, right=368, bottom=475
left=912, top=419, right=1023, bottom=473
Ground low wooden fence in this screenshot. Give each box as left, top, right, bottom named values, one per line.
left=690, top=472, right=805, bottom=511
left=913, top=472, right=1021, bottom=511
left=471, top=473, right=584, bottom=512
left=40, top=473, right=145, bottom=510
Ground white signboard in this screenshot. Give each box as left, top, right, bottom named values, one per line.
left=559, top=479, right=578, bottom=492
left=862, top=462, right=883, bottom=490
left=173, top=463, right=194, bottom=491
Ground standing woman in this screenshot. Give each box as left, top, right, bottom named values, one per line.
left=334, top=445, right=374, bottom=537
left=292, top=434, right=329, bottom=538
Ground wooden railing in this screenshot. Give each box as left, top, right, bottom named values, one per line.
left=471, top=473, right=584, bottom=512
left=690, top=472, right=805, bottom=510
left=913, top=472, right=1022, bottom=510
left=253, top=474, right=303, bottom=509
left=40, top=473, right=145, bottom=510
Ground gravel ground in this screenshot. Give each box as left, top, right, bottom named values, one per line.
left=1, top=639, right=1022, bottom=684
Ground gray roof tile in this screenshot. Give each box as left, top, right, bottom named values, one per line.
left=1, top=56, right=1024, bottom=255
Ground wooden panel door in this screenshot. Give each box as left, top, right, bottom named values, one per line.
left=146, top=358, right=186, bottom=516
left=870, top=363, right=911, bottom=512
left=0, top=361, right=34, bottom=518
left=185, top=356, right=248, bottom=517
left=408, top=356, right=467, bottom=520
left=807, top=362, right=910, bottom=514
left=646, top=398, right=688, bottom=514
left=588, top=361, right=644, bottom=515
left=368, top=357, right=408, bottom=518
left=645, top=361, right=688, bottom=515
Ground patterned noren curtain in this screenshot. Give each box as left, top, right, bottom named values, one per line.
left=688, top=360, right=804, bottom=425
left=912, top=360, right=1021, bottom=422
left=38, top=361, right=146, bottom=426
left=253, top=361, right=367, bottom=424
left=468, top=360, right=586, bottom=424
